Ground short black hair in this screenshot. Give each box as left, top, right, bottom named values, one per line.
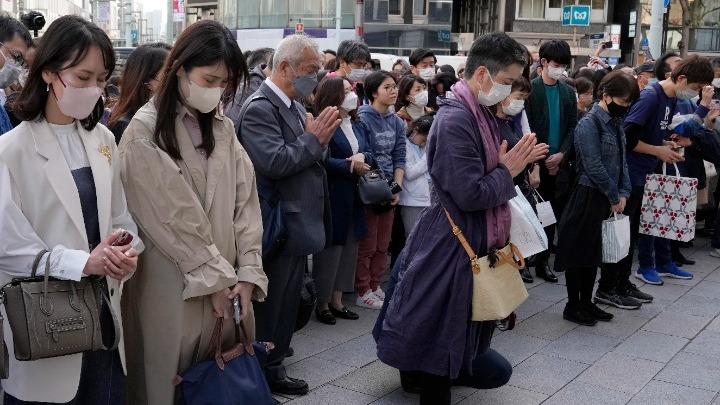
left=573, top=66, right=594, bottom=81
left=671, top=54, right=714, bottom=85
left=364, top=70, right=395, bottom=103
left=465, top=32, right=527, bottom=79
left=0, top=16, right=32, bottom=48
left=438, top=64, right=455, bottom=76
left=591, top=68, right=608, bottom=99
left=407, top=113, right=434, bottom=137
left=337, top=40, right=370, bottom=65
left=598, top=70, right=640, bottom=103
left=409, top=48, right=436, bottom=67
left=539, top=40, right=571, bottom=66
left=575, top=77, right=594, bottom=95
left=323, top=49, right=337, bottom=57
left=655, top=52, right=680, bottom=80
left=247, top=47, right=273, bottom=69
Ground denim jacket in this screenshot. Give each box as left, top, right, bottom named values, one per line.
left=575, top=104, right=631, bottom=205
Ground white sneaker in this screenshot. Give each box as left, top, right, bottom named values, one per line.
left=710, top=249, right=720, bottom=258
left=372, top=287, right=386, bottom=301
left=356, top=290, right=383, bottom=310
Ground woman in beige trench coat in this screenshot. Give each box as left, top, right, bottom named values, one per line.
left=118, top=20, right=268, bottom=404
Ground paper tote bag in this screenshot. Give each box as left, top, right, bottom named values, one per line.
left=602, top=213, right=631, bottom=264
left=509, top=186, right=549, bottom=258
left=532, top=190, right=557, bottom=227
left=639, top=163, right=698, bottom=242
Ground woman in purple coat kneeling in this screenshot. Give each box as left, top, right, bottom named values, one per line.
left=376, top=32, right=548, bottom=405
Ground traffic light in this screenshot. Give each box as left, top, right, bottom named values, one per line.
left=295, top=23, right=304, bottom=34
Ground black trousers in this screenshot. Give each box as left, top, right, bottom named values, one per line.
left=536, top=165, right=565, bottom=264
left=598, top=186, right=644, bottom=293
left=565, top=266, right=598, bottom=306
left=253, top=254, right=305, bottom=383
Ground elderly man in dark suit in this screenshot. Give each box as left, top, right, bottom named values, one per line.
left=237, top=34, right=340, bottom=397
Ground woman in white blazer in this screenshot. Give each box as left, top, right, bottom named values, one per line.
left=0, top=16, right=143, bottom=404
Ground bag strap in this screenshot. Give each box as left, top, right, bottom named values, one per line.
left=444, top=210, right=482, bottom=274
left=30, top=249, right=48, bottom=277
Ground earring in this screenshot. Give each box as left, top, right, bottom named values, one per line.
left=46, top=83, right=49, bottom=92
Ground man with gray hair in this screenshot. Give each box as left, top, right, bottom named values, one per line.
left=237, top=34, right=340, bottom=397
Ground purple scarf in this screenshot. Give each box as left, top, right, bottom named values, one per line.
left=450, top=80, right=511, bottom=250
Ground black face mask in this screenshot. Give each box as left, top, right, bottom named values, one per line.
left=606, top=100, right=629, bottom=119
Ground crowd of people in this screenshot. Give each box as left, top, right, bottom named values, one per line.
left=0, top=11, right=719, bottom=405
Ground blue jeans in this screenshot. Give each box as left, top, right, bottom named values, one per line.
left=637, top=234, right=672, bottom=269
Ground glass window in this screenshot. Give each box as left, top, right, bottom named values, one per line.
left=414, top=0, right=427, bottom=15
left=290, top=0, right=322, bottom=27
left=428, top=0, right=451, bottom=23
left=518, top=0, right=545, bottom=18
left=365, top=0, right=389, bottom=22
left=260, top=0, right=288, bottom=28
left=238, top=0, right=260, bottom=28
left=322, top=0, right=356, bottom=28
left=549, top=0, right=604, bottom=9
left=389, top=0, right=401, bottom=15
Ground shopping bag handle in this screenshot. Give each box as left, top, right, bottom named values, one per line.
left=662, top=163, right=681, bottom=176
left=494, top=244, right=526, bottom=271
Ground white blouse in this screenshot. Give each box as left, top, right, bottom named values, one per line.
left=340, top=117, right=359, bottom=154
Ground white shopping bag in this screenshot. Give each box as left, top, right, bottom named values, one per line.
left=639, top=163, right=698, bottom=242
left=510, top=186, right=549, bottom=258
left=532, top=190, right=557, bottom=227
left=601, top=213, right=631, bottom=264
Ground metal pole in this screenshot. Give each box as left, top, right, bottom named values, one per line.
left=336, top=0, right=342, bottom=48
left=497, top=0, right=506, bottom=32
left=167, top=0, right=174, bottom=43
left=633, top=0, right=642, bottom=65
left=125, top=1, right=132, bottom=46
left=648, top=0, right=664, bottom=60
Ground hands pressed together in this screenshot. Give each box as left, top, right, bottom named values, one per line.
left=306, top=106, right=341, bottom=149
left=499, top=133, right=549, bottom=178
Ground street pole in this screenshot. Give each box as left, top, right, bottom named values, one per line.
left=125, top=1, right=132, bottom=47
left=336, top=0, right=341, bottom=48
left=648, top=0, right=665, bottom=60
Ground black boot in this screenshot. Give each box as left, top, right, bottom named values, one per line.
left=519, top=267, right=534, bottom=283
left=535, top=263, right=558, bottom=283
left=563, top=303, right=597, bottom=326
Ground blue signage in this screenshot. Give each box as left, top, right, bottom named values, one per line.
left=438, top=29, right=451, bottom=43
left=562, top=5, right=591, bottom=27
left=131, top=29, right=138, bottom=42
left=664, top=0, right=670, bottom=7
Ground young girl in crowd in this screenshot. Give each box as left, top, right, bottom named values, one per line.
left=493, top=75, right=539, bottom=283
left=312, top=76, right=374, bottom=324
left=395, top=74, right=433, bottom=125
left=119, top=20, right=268, bottom=404
left=555, top=70, right=640, bottom=326
left=108, top=43, right=171, bottom=143
left=355, top=70, right=406, bottom=310
left=0, top=15, right=142, bottom=404
left=399, top=114, right=433, bottom=237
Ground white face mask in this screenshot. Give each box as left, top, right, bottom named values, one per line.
left=501, top=98, right=525, bottom=116
left=713, top=78, right=720, bottom=88
left=341, top=92, right=359, bottom=111
left=419, top=67, right=435, bottom=80
left=347, top=68, right=369, bottom=82
left=546, top=64, right=566, bottom=80
left=186, top=80, right=224, bottom=113
left=0, top=55, right=21, bottom=88
left=412, top=90, right=428, bottom=108
left=477, top=74, right=513, bottom=106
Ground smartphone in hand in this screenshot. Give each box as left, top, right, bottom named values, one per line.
left=111, top=230, right=133, bottom=246
left=233, top=296, right=241, bottom=325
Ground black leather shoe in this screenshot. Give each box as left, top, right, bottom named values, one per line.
left=582, top=302, right=614, bottom=322
left=535, top=264, right=558, bottom=283
left=563, top=304, right=597, bottom=326
left=519, top=267, right=534, bottom=283
left=315, top=308, right=336, bottom=325
left=270, top=376, right=309, bottom=396
left=400, top=370, right=423, bottom=394
left=329, top=305, right=359, bottom=320
left=673, top=252, right=695, bottom=266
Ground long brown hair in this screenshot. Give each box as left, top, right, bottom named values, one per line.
left=14, top=15, right=114, bottom=131
left=108, top=43, right=170, bottom=129
left=153, top=20, right=247, bottom=160
left=314, top=76, right=357, bottom=120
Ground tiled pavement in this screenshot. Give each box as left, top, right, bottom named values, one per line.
left=275, top=238, right=720, bottom=404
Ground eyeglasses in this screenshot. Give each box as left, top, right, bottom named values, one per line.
left=382, top=85, right=399, bottom=93
left=0, top=43, right=25, bottom=67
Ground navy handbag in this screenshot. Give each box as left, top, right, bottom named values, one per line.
left=173, top=319, right=275, bottom=405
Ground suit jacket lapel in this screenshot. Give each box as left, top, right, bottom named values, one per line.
left=32, top=121, right=88, bottom=246
left=79, top=124, right=111, bottom=240
left=260, top=83, right=304, bottom=138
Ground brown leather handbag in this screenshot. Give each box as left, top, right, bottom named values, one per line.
left=1, top=250, right=120, bottom=362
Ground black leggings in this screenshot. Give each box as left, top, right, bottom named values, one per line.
left=565, top=266, right=598, bottom=306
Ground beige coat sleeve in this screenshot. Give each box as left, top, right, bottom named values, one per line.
left=119, top=121, right=237, bottom=300
left=232, top=135, right=268, bottom=301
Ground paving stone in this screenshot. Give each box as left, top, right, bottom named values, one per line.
left=613, top=330, right=688, bottom=363
left=543, top=381, right=633, bottom=405
left=513, top=311, right=578, bottom=340
left=684, top=330, right=720, bottom=359
left=706, top=316, right=720, bottom=333
left=515, top=297, right=555, bottom=322
left=543, top=298, right=569, bottom=315
left=457, top=385, right=548, bottom=405
left=662, top=273, right=704, bottom=287
left=508, top=353, right=588, bottom=395
left=637, top=283, right=691, bottom=302
left=688, top=280, right=720, bottom=300
left=284, top=356, right=357, bottom=390
left=627, top=380, right=716, bottom=405
left=491, top=331, right=552, bottom=367
left=314, top=334, right=378, bottom=368
left=641, top=311, right=711, bottom=339
left=300, top=318, right=371, bottom=343
left=576, top=352, right=665, bottom=395
left=604, top=298, right=672, bottom=320
left=703, top=268, right=720, bottom=282
left=655, top=351, right=720, bottom=391
left=285, top=332, right=340, bottom=365
left=368, top=387, right=469, bottom=405
left=525, top=282, right=569, bottom=303
left=665, top=294, right=720, bottom=318
left=283, top=384, right=377, bottom=405
left=332, top=360, right=401, bottom=398
left=578, top=312, right=649, bottom=340
left=540, top=329, right=622, bottom=364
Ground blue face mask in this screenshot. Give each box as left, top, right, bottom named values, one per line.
left=289, top=65, right=318, bottom=100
